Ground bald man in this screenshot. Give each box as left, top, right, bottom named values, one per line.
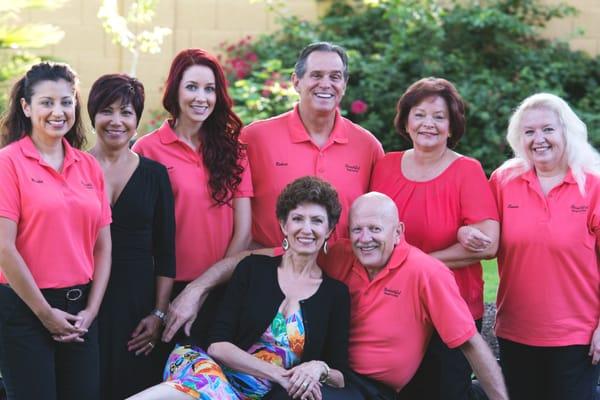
left=162, top=193, right=507, bottom=399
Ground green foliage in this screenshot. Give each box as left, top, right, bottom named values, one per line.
left=222, top=0, right=600, bottom=173
left=0, top=0, right=67, bottom=115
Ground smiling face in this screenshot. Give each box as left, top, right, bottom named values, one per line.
left=94, top=100, right=137, bottom=150
left=349, top=194, right=402, bottom=271
left=521, top=107, right=567, bottom=174
left=405, top=95, right=450, bottom=152
left=21, top=79, right=76, bottom=144
left=280, top=202, right=332, bottom=256
left=177, top=64, right=216, bottom=128
left=292, top=50, right=346, bottom=117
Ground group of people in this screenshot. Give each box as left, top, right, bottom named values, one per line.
left=0, top=39, right=598, bottom=400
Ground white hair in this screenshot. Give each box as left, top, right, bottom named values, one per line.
left=496, top=93, right=600, bottom=194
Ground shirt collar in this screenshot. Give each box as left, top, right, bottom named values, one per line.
left=157, top=120, right=179, bottom=145
left=19, top=135, right=80, bottom=167
left=288, top=104, right=349, bottom=145
left=520, top=167, right=576, bottom=185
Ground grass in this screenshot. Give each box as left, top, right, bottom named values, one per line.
left=482, top=259, right=499, bottom=303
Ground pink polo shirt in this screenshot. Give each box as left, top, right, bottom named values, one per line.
left=370, top=153, right=498, bottom=319
left=133, top=121, right=253, bottom=281
left=241, top=105, right=383, bottom=247
left=490, top=168, right=600, bottom=346
left=321, top=239, right=476, bottom=390
left=0, top=136, right=111, bottom=289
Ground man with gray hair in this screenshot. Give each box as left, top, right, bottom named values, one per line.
left=240, top=41, right=383, bottom=249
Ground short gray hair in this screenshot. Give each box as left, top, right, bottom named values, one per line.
left=294, top=42, right=349, bottom=81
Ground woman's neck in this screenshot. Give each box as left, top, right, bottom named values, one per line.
left=411, top=145, right=448, bottom=166
left=89, top=142, right=133, bottom=164
left=281, top=251, right=320, bottom=277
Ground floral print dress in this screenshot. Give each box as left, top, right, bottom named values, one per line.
left=163, top=309, right=305, bottom=399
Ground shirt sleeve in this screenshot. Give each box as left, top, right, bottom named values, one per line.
left=0, top=155, right=20, bottom=222
left=152, top=163, right=176, bottom=278
left=322, top=280, right=351, bottom=375
left=420, top=262, right=477, bottom=348
left=459, top=159, right=499, bottom=225
left=587, top=179, right=600, bottom=250
left=208, top=256, right=253, bottom=344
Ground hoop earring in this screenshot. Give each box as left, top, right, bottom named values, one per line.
left=282, top=237, right=289, bottom=251
left=323, top=240, right=328, bottom=255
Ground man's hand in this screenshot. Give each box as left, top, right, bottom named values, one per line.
left=162, top=285, right=207, bottom=342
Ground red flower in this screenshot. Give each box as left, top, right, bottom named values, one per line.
left=350, top=99, right=368, bottom=115
left=246, top=52, right=258, bottom=62
left=261, top=89, right=272, bottom=97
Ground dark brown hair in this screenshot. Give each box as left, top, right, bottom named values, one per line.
left=0, top=62, right=85, bottom=149
left=88, top=74, right=145, bottom=128
left=394, top=77, right=466, bottom=148
left=276, top=176, right=342, bottom=230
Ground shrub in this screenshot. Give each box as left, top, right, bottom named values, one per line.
left=221, top=0, right=600, bottom=173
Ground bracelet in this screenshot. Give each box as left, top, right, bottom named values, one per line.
left=319, top=361, right=330, bottom=384
left=152, top=309, right=166, bottom=323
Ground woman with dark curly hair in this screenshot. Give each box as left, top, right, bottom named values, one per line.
left=133, top=49, right=252, bottom=300
left=88, top=73, right=176, bottom=399
left=128, top=176, right=360, bottom=400
left=0, top=62, right=111, bottom=399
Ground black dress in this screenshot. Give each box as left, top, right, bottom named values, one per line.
left=98, top=156, right=176, bottom=400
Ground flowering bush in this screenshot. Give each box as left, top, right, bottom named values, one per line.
left=217, top=0, right=600, bottom=173
left=219, top=40, right=298, bottom=125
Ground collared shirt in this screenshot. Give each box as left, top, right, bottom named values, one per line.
left=0, top=136, right=111, bottom=288
left=133, top=121, right=253, bottom=281
left=370, top=153, right=499, bottom=319
left=241, top=104, right=384, bottom=247
left=491, top=167, right=600, bottom=346
left=321, top=239, right=476, bottom=391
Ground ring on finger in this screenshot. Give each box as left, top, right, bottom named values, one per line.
left=302, top=381, right=309, bottom=389
left=148, top=341, right=155, bottom=349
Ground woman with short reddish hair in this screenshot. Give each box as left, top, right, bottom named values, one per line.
left=370, top=77, right=499, bottom=399
left=132, top=48, right=252, bottom=315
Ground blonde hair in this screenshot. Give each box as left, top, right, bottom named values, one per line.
left=497, top=93, right=600, bottom=194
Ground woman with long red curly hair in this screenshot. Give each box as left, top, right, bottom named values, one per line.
left=133, top=48, right=252, bottom=314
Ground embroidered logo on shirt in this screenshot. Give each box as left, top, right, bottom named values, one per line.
left=383, top=288, right=401, bottom=297
left=345, top=164, right=360, bottom=173
left=31, top=178, right=44, bottom=184
left=81, top=181, right=94, bottom=189
left=507, top=204, right=519, bottom=209
left=571, top=204, right=588, bottom=213
left=275, top=161, right=288, bottom=167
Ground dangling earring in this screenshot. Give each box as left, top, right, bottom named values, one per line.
left=282, top=237, right=289, bottom=251
left=323, top=240, right=328, bottom=255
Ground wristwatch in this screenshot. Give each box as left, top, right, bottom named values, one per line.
left=152, top=309, right=166, bottom=323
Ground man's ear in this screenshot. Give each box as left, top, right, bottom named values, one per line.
left=394, top=222, right=404, bottom=245
left=291, top=72, right=300, bottom=93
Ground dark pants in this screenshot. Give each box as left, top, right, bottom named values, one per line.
left=265, top=382, right=365, bottom=400
left=399, top=319, right=483, bottom=400
left=499, top=337, right=600, bottom=400
left=0, top=284, right=100, bottom=400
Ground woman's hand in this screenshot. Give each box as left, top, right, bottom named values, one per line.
left=284, top=361, right=325, bottom=399
left=128, top=314, right=162, bottom=356
left=38, top=307, right=87, bottom=343
left=457, top=225, right=492, bottom=252
left=589, top=325, right=600, bottom=365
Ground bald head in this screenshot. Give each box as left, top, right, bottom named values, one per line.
left=349, top=192, right=403, bottom=271
left=350, top=192, right=400, bottom=226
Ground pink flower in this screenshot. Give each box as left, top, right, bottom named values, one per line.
left=261, top=89, right=272, bottom=97
left=350, top=99, right=368, bottom=115
left=246, top=52, right=258, bottom=62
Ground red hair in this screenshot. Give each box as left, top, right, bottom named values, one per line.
left=163, top=48, right=244, bottom=206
